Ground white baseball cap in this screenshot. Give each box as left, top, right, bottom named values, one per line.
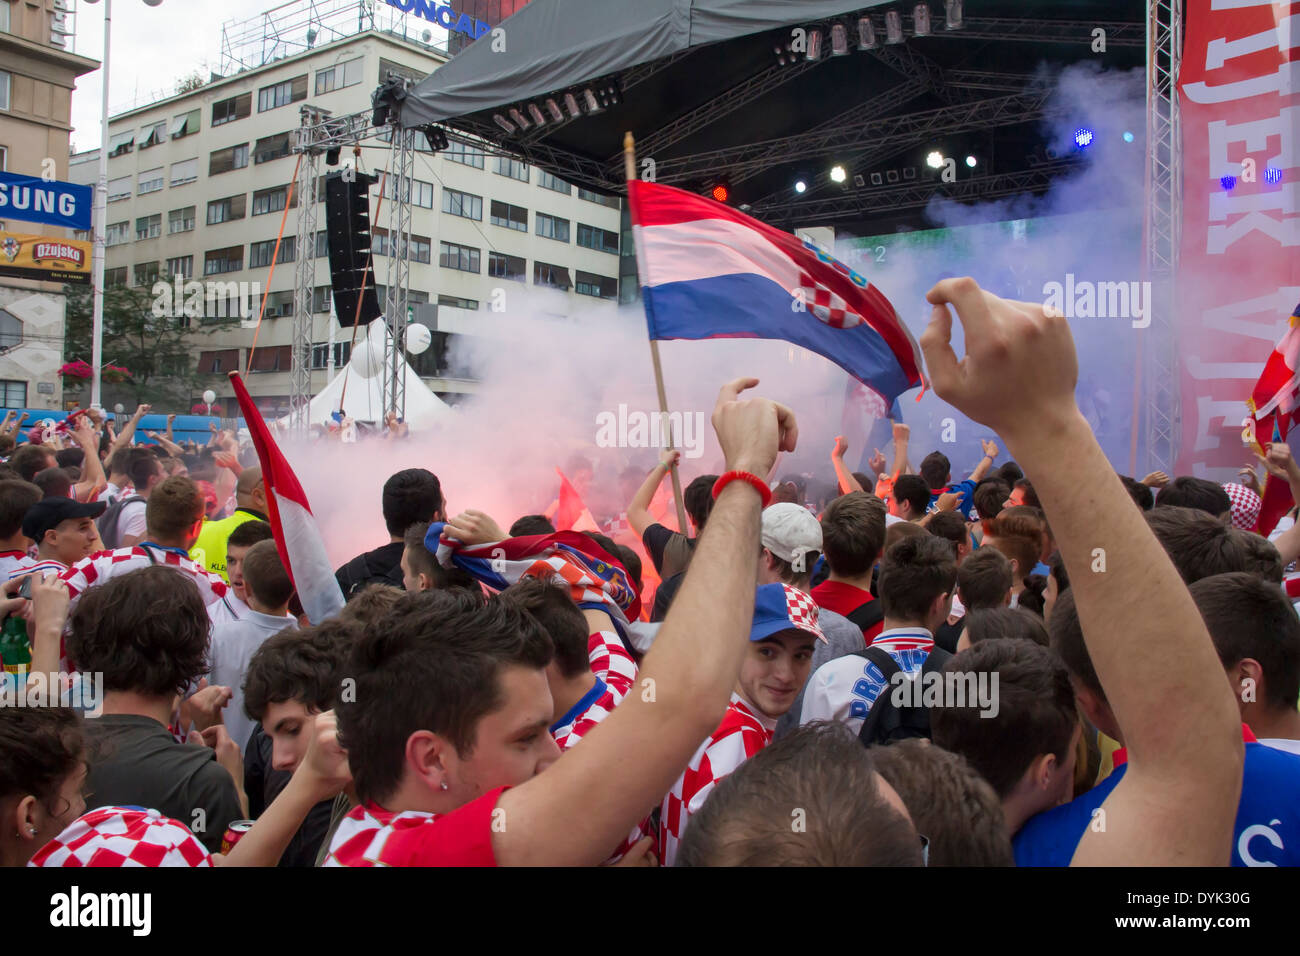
left=761, top=502, right=822, bottom=567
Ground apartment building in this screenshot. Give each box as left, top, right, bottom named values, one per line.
left=69, top=20, right=624, bottom=416
left=0, top=0, right=98, bottom=410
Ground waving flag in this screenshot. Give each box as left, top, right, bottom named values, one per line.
left=628, top=180, right=924, bottom=404
left=553, top=467, right=600, bottom=533
left=426, top=523, right=640, bottom=630
left=230, top=372, right=345, bottom=623
left=1246, top=301, right=1300, bottom=535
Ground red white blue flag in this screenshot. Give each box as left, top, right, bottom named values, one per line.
left=628, top=180, right=924, bottom=404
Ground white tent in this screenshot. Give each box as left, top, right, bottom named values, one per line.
left=286, top=362, right=452, bottom=430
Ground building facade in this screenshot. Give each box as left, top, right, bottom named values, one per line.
left=0, top=0, right=98, bottom=411
left=69, top=22, right=623, bottom=417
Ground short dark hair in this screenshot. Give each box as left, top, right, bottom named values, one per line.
left=931, top=639, right=1077, bottom=799
left=884, top=519, right=926, bottom=552
left=1119, top=475, right=1154, bottom=511
left=107, top=447, right=131, bottom=477
left=997, top=461, right=1024, bottom=485
left=501, top=576, right=590, bottom=679
left=337, top=591, right=553, bottom=805
left=892, top=474, right=931, bottom=515
left=878, top=534, right=957, bottom=620
left=1012, top=479, right=1040, bottom=509
left=10, top=445, right=54, bottom=483
left=821, top=492, right=886, bottom=577
left=55, top=448, right=84, bottom=470
left=1048, top=586, right=1101, bottom=698
left=1145, top=506, right=1248, bottom=583
left=0, top=707, right=84, bottom=819
left=0, top=479, right=42, bottom=537
left=1156, top=476, right=1232, bottom=516
left=675, top=721, right=921, bottom=866
left=509, top=514, right=555, bottom=536
left=957, top=547, right=1013, bottom=610
left=125, top=446, right=161, bottom=491
left=242, top=539, right=294, bottom=609
left=869, top=739, right=1014, bottom=866
left=145, top=475, right=203, bottom=541
left=381, top=468, right=443, bottom=538
left=963, top=607, right=1050, bottom=647
left=684, top=475, right=718, bottom=533
left=1237, top=530, right=1284, bottom=584
left=1190, top=572, right=1300, bottom=710
left=33, top=467, right=72, bottom=499
left=973, top=479, right=1010, bottom=522
left=227, top=519, right=273, bottom=550
left=243, top=618, right=359, bottom=722
left=926, top=511, right=967, bottom=555
left=919, top=451, right=951, bottom=490
left=68, top=565, right=210, bottom=698
left=403, top=521, right=443, bottom=587
left=0, top=434, right=14, bottom=456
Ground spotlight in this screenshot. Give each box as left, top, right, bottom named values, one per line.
left=902, top=167, right=916, bottom=180
left=509, top=107, right=531, bottom=130
left=870, top=172, right=883, bottom=185
left=806, top=28, right=823, bottom=61
left=1265, top=166, right=1283, bottom=185
left=965, top=155, right=976, bottom=167
left=853, top=173, right=865, bottom=187
left=493, top=113, right=517, bottom=134
left=857, top=16, right=877, bottom=49
left=605, top=84, right=621, bottom=107
left=945, top=0, right=963, bottom=30
left=1221, top=175, right=1237, bottom=190
left=582, top=89, right=602, bottom=114
left=914, top=3, right=931, bottom=36
left=710, top=181, right=731, bottom=203
left=830, top=165, right=847, bottom=183
left=545, top=98, right=564, bottom=123
left=325, top=146, right=341, bottom=166
left=831, top=23, right=849, bottom=56
left=794, top=180, right=807, bottom=193
left=1074, top=128, right=1095, bottom=148
left=527, top=103, right=546, bottom=126
left=1123, top=131, right=1135, bottom=143
left=886, top=169, right=900, bottom=184
left=564, top=93, right=582, bottom=118
left=926, top=150, right=944, bottom=169
left=423, top=128, right=449, bottom=152
left=885, top=10, right=904, bottom=43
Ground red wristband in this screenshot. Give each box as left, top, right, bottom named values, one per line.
left=712, top=470, right=773, bottom=507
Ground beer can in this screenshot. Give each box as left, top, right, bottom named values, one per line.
left=221, top=820, right=255, bottom=854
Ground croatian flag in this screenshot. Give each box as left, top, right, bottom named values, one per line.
left=1247, top=302, right=1300, bottom=535
left=426, top=523, right=640, bottom=631
left=628, top=180, right=924, bottom=403
left=230, top=372, right=346, bottom=623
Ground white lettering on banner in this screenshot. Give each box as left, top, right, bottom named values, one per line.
left=1207, top=184, right=1300, bottom=252
left=1208, top=107, right=1298, bottom=179
left=1185, top=357, right=1270, bottom=380
left=1203, top=288, right=1300, bottom=339
left=1194, top=395, right=1251, bottom=452
left=1205, top=15, right=1298, bottom=70
left=1184, top=59, right=1300, bottom=102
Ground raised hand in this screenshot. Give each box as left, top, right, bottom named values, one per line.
left=444, top=509, right=506, bottom=545
left=832, top=435, right=849, bottom=460
left=711, top=377, right=797, bottom=477
left=868, top=447, right=887, bottom=475
left=981, top=438, right=999, bottom=459
left=1140, top=471, right=1170, bottom=489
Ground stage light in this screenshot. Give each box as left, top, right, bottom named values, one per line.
left=1123, top=131, right=1135, bottom=142
left=527, top=103, right=546, bottom=126
left=806, top=28, right=822, bottom=60
left=854, top=173, right=865, bottom=187
left=885, top=10, right=904, bottom=43
left=582, top=89, right=602, bottom=114
left=857, top=16, right=877, bottom=49
left=545, top=98, right=564, bottom=122
left=509, top=107, right=531, bottom=130
left=913, top=3, right=931, bottom=36
left=902, top=167, right=916, bottom=180
left=423, top=127, right=449, bottom=152
left=945, top=0, right=963, bottom=29
left=325, top=146, right=341, bottom=166
left=710, top=182, right=730, bottom=203
left=926, top=150, right=944, bottom=168
left=1265, top=166, right=1283, bottom=185
left=493, top=113, right=517, bottom=134
left=831, top=23, right=849, bottom=56
left=965, top=155, right=976, bottom=167
left=886, top=169, right=900, bottom=184
left=830, top=165, right=847, bottom=183
left=795, top=180, right=807, bottom=193
left=1074, top=128, right=1095, bottom=148
left=870, top=172, right=883, bottom=185
left=1221, top=175, right=1237, bottom=190
left=564, top=93, right=582, bottom=118
left=774, top=43, right=789, bottom=66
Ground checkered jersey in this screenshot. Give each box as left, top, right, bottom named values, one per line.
left=7, top=558, right=69, bottom=580
left=30, top=807, right=212, bottom=867
left=589, top=629, right=637, bottom=697
left=658, top=693, right=775, bottom=867
left=61, top=547, right=229, bottom=607
left=323, top=787, right=505, bottom=867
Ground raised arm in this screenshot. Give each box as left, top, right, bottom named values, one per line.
left=109, top=403, right=150, bottom=454
left=890, top=421, right=911, bottom=478
left=921, top=277, right=1242, bottom=867
left=70, top=416, right=108, bottom=501
left=968, top=438, right=998, bottom=482
left=831, top=436, right=865, bottom=495
left=627, top=448, right=680, bottom=538
left=494, top=378, right=795, bottom=866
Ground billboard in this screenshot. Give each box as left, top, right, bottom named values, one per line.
left=0, top=172, right=93, bottom=231
left=0, top=230, right=92, bottom=284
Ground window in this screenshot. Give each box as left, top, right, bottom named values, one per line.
left=576, top=270, right=618, bottom=299
left=445, top=140, right=485, bottom=169
left=134, top=262, right=159, bottom=286
left=107, top=130, right=135, bottom=157
left=494, top=156, right=529, bottom=182
left=538, top=170, right=572, bottom=194
left=204, top=246, right=243, bottom=276
left=171, top=109, right=200, bottom=139
left=277, top=235, right=296, bottom=264
left=105, top=221, right=130, bottom=246
left=490, top=200, right=527, bottom=232
left=137, top=167, right=164, bottom=195
left=107, top=176, right=132, bottom=202
left=200, top=349, right=240, bottom=373
left=536, top=212, right=570, bottom=242
left=534, top=261, right=572, bottom=290
left=437, top=295, right=478, bottom=311
left=489, top=252, right=527, bottom=283
left=104, top=267, right=128, bottom=287
left=249, top=237, right=295, bottom=268
left=577, top=223, right=620, bottom=255
left=168, top=206, right=195, bottom=234
left=0, top=145, right=5, bottom=171
left=439, top=241, right=479, bottom=273
left=441, top=188, right=482, bottom=221
left=409, top=235, right=431, bottom=264
left=165, top=255, right=193, bottom=278
left=311, top=286, right=332, bottom=314
left=0, top=71, right=8, bottom=112
left=314, top=229, right=328, bottom=258
left=315, top=57, right=364, bottom=94
left=134, top=214, right=161, bottom=241
left=252, top=185, right=289, bottom=216
left=371, top=228, right=389, bottom=258
left=0, top=4, right=9, bottom=34
left=140, top=121, right=167, bottom=149
left=578, top=187, right=621, bottom=209
left=211, top=93, right=251, bottom=127
left=311, top=341, right=353, bottom=368
left=258, top=294, right=294, bottom=320
left=0, top=310, right=21, bottom=349
left=258, top=75, right=307, bottom=112
left=0, top=381, right=26, bottom=408
left=207, top=194, right=246, bottom=224
left=254, top=133, right=290, bottom=164
left=170, top=157, right=198, bottom=186
left=382, top=176, right=433, bottom=209
left=209, top=143, right=249, bottom=175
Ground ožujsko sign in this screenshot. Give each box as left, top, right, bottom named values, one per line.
left=383, top=0, right=491, bottom=40
left=0, top=230, right=91, bottom=284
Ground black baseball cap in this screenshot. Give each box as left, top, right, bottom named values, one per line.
left=22, top=497, right=107, bottom=543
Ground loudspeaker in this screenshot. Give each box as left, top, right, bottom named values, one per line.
left=324, top=170, right=382, bottom=327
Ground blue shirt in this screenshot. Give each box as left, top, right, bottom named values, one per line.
left=1014, top=736, right=1300, bottom=867
left=929, top=479, right=977, bottom=520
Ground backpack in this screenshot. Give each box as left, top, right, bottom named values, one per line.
left=844, top=598, right=884, bottom=639
left=855, top=645, right=953, bottom=747
left=96, top=495, right=145, bottom=550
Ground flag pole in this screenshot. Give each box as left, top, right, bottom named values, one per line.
left=625, top=131, right=690, bottom=535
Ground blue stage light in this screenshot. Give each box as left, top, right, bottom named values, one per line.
left=1074, top=128, right=1094, bottom=148
left=1221, top=175, right=1237, bottom=190
left=1265, top=166, right=1283, bottom=185
left=1122, top=131, right=1134, bottom=143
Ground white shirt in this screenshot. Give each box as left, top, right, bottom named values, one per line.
left=885, top=513, right=904, bottom=526
left=208, top=591, right=250, bottom=626
left=209, top=609, right=297, bottom=751
left=0, top=552, right=33, bottom=579
left=96, top=481, right=122, bottom=504
left=800, top=626, right=936, bottom=736
left=1259, top=738, right=1300, bottom=756
left=118, top=499, right=147, bottom=541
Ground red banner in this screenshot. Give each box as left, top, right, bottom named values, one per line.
left=1177, top=1, right=1300, bottom=480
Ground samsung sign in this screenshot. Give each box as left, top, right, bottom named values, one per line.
left=0, top=172, right=92, bottom=231
left=385, top=0, right=492, bottom=40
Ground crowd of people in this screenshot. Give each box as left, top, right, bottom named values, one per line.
left=1, top=277, right=1297, bottom=867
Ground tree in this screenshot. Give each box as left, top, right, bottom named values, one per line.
left=175, top=71, right=206, bottom=95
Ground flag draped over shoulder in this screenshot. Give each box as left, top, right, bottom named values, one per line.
left=1247, top=301, right=1300, bottom=536
left=425, top=522, right=640, bottom=630
left=627, top=179, right=924, bottom=404
left=229, top=372, right=346, bottom=623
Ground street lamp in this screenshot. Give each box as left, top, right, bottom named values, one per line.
left=83, top=0, right=164, bottom=411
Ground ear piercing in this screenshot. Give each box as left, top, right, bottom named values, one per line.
left=439, top=781, right=449, bottom=791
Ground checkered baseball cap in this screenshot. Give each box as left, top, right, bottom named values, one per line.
left=29, top=807, right=213, bottom=867
left=750, top=583, right=826, bottom=644
left=1222, top=482, right=1262, bottom=531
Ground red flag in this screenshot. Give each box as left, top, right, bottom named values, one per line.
left=554, top=468, right=599, bottom=533
left=1247, top=303, right=1300, bottom=535
left=229, top=372, right=345, bottom=623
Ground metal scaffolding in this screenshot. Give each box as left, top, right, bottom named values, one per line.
left=289, top=106, right=324, bottom=435
left=383, top=125, right=416, bottom=423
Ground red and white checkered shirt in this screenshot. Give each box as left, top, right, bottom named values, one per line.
left=61, top=546, right=229, bottom=607
left=323, top=787, right=505, bottom=867
left=30, top=807, right=212, bottom=867
left=588, top=629, right=637, bottom=698
left=658, top=693, right=776, bottom=867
